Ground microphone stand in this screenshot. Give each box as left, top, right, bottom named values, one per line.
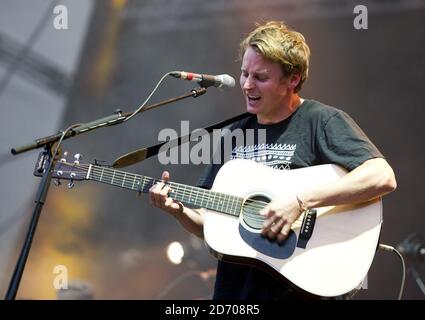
left=408, top=266, right=425, bottom=296
left=5, top=87, right=207, bottom=300
left=11, top=87, right=207, bottom=155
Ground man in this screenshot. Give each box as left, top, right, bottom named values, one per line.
left=149, top=21, right=396, bottom=299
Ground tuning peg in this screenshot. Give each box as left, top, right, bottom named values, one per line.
left=67, top=181, right=74, bottom=189
left=54, top=179, right=61, bottom=186
left=60, top=151, right=68, bottom=163
left=74, top=153, right=82, bottom=165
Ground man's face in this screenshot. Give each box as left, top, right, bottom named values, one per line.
left=240, top=46, right=292, bottom=123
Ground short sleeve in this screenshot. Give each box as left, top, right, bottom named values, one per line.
left=318, top=111, right=383, bottom=171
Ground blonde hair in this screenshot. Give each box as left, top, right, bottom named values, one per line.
left=239, top=21, right=310, bottom=92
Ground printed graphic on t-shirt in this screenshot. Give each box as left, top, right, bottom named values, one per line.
left=231, top=143, right=296, bottom=170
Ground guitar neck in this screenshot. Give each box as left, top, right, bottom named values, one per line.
left=87, top=164, right=242, bottom=216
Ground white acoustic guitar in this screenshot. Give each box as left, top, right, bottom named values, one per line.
left=36, top=153, right=382, bottom=298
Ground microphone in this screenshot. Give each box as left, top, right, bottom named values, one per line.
left=397, top=233, right=425, bottom=262
left=169, top=71, right=235, bottom=88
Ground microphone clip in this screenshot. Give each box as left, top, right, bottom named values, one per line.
left=190, top=87, right=207, bottom=97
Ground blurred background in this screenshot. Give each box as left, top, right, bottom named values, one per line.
left=0, top=0, right=424, bottom=300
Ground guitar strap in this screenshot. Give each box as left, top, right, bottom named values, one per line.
left=112, top=112, right=252, bottom=168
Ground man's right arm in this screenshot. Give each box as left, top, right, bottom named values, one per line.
left=148, top=171, right=205, bottom=238
left=173, top=207, right=205, bottom=239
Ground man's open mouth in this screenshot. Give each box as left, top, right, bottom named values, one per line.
left=248, top=95, right=261, bottom=101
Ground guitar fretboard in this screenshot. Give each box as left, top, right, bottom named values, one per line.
left=88, top=165, right=243, bottom=216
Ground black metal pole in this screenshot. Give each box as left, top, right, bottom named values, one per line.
left=5, top=147, right=54, bottom=300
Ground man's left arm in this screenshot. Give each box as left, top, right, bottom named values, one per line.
left=261, top=158, right=396, bottom=241
left=299, top=157, right=396, bottom=208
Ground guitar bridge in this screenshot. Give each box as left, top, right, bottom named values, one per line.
left=296, top=209, right=317, bottom=249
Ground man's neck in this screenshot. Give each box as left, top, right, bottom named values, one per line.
left=257, top=94, right=303, bottom=125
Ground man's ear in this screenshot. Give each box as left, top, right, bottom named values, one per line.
left=288, top=73, right=301, bottom=91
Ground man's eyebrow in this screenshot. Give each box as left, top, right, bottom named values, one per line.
left=240, top=68, right=269, bottom=74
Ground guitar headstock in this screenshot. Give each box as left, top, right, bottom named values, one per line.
left=34, top=151, right=88, bottom=188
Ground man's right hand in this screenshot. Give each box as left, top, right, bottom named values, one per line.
left=148, top=171, right=184, bottom=217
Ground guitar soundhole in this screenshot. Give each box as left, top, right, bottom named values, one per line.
left=242, top=195, right=270, bottom=230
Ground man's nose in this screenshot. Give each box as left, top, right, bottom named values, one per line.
left=243, top=76, right=254, bottom=90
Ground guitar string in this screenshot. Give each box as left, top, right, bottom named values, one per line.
left=69, top=163, right=268, bottom=222
left=57, top=163, right=305, bottom=227
left=65, top=162, right=269, bottom=209
left=58, top=166, right=305, bottom=227
left=83, top=165, right=280, bottom=217
left=60, top=163, right=306, bottom=227
left=58, top=164, right=305, bottom=227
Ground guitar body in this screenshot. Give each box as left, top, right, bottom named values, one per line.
left=203, top=159, right=382, bottom=297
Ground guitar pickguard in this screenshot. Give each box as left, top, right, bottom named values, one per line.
left=238, top=224, right=297, bottom=259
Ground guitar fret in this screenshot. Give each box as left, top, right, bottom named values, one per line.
left=185, top=186, right=191, bottom=204
left=203, top=192, right=209, bottom=208
left=235, top=197, right=241, bottom=215
left=83, top=164, right=244, bottom=217
left=183, top=186, right=191, bottom=203
left=141, top=176, right=148, bottom=193
left=210, top=193, right=215, bottom=208
left=224, top=194, right=230, bottom=214
left=198, top=188, right=204, bottom=206
left=234, top=197, right=238, bottom=214
left=236, top=198, right=242, bottom=214
left=191, top=186, right=197, bottom=205
left=219, top=194, right=224, bottom=211
left=125, top=174, right=132, bottom=189
left=230, top=195, right=235, bottom=215
left=199, top=191, right=203, bottom=207
left=132, top=176, right=136, bottom=190
left=180, top=185, right=186, bottom=203
left=201, top=190, right=207, bottom=208
left=228, top=194, right=233, bottom=213
left=212, top=192, right=217, bottom=211
left=228, top=195, right=232, bottom=214
left=135, top=176, right=141, bottom=192
left=186, top=186, right=192, bottom=204
left=150, top=178, right=157, bottom=189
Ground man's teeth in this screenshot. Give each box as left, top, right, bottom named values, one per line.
left=248, top=95, right=261, bottom=101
